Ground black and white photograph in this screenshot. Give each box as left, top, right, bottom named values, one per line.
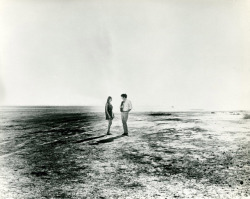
left=0, top=0, right=250, bottom=198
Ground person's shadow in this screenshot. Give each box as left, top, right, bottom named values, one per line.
left=89, top=135, right=124, bottom=145
left=74, top=135, right=106, bottom=143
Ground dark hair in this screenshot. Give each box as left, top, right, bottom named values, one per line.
left=107, top=96, right=112, bottom=104
left=121, top=94, right=127, bottom=98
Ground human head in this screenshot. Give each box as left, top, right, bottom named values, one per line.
left=121, top=94, right=127, bottom=101
left=107, top=96, right=112, bottom=104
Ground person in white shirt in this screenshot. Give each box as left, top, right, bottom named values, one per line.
left=120, top=93, right=132, bottom=136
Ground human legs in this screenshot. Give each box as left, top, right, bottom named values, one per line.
left=107, top=119, right=112, bottom=135
left=121, top=112, right=129, bottom=135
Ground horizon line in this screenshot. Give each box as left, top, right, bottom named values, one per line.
left=0, top=105, right=249, bottom=112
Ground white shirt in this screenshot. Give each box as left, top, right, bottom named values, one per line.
left=122, top=99, right=132, bottom=112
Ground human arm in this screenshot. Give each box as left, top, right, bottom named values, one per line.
left=127, top=101, right=132, bottom=112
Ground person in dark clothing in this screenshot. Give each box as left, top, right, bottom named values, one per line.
left=105, top=96, right=114, bottom=135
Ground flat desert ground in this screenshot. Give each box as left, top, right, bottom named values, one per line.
left=0, top=107, right=249, bottom=198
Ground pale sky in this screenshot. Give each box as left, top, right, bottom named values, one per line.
left=0, top=0, right=249, bottom=111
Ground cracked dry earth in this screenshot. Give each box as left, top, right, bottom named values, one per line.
left=0, top=107, right=249, bottom=198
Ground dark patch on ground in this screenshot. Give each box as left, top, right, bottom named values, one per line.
left=243, top=114, right=250, bottom=119
left=184, top=127, right=207, bottom=132
left=148, top=113, right=172, bottom=116
left=160, top=118, right=182, bottom=121
left=31, top=171, right=49, bottom=177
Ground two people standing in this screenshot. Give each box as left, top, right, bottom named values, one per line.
left=105, top=93, right=132, bottom=136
